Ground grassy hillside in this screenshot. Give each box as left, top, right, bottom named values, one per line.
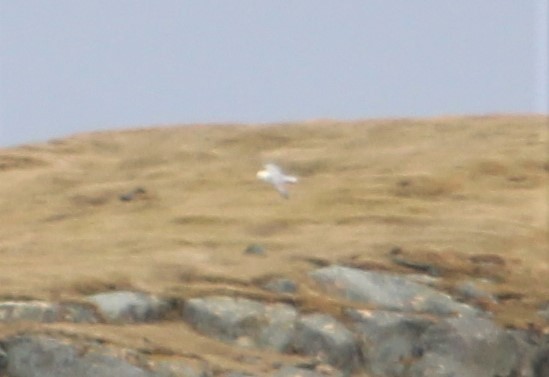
left=0, top=115, right=547, bottom=369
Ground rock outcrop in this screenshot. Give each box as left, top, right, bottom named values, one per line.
left=1, top=266, right=547, bottom=377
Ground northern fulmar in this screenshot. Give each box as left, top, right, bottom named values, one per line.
left=256, top=163, right=298, bottom=199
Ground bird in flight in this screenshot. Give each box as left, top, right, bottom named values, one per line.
left=256, top=163, right=298, bottom=199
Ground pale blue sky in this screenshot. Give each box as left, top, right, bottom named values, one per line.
left=1, top=1, right=547, bottom=147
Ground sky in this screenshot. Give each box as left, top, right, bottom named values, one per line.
left=1, top=1, right=547, bottom=147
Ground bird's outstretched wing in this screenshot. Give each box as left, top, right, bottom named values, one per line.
left=273, top=181, right=289, bottom=198
left=265, top=163, right=283, bottom=177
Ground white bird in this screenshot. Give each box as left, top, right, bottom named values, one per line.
left=256, top=163, right=298, bottom=198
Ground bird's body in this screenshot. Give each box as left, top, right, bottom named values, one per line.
left=256, top=163, right=298, bottom=198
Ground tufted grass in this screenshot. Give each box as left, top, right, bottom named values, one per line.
left=0, top=115, right=547, bottom=370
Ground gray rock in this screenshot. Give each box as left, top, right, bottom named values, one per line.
left=3, top=335, right=149, bottom=377
left=347, top=309, right=435, bottom=376
left=405, top=273, right=439, bottom=287
left=288, top=360, right=345, bottom=377
left=0, top=301, right=61, bottom=323
left=0, top=345, right=7, bottom=370
left=532, top=347, right=549, bottom=377
left=538, top=302, right=549, bottom=323
left=244, top=244, right=265, bottom=256
left=257, top=303, right=299, bottom=351
left=273, top=366, right=326, bottom=377
left=151, top=360, right=207, bottom=377
left=454, top=280, right=497, bottom=303
left=408, top=316, right=520, bottom=377
left=88, top=291, right=172, bottom=323
left=182, top=296, right=297, bottom=352
left=505, top=329, right=549, bottom=377
left=310, top=265, right=477, bottom=316
left=74, top=351, right=148, bottom=377
left=263, top=278, right=298, bottom=294
left=182, top=296, right=263, bottom=343
left=292, top=313, right=359, bottom=372
left=539, top=309, right=549, bottom=323
left=119, top=187, right=147, bottom=202
left=390, top=250, right=441, bottom=276
left=59, top=301, right=101, bottom=323
left=0, top=300, right=100, bottom=324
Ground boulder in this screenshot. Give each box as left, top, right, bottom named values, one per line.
left=347, top=309, right=435, bottom=376
left=538, top=302, right=549, bottom=323
left=2, top=335, right=149, bottom=377
left=273, top=366, right=329, bottom=377
left=0, top=301, right=99, bottom=323
left=454, top=280, right=497, bottom=303
left=150, top=360, right=208, bottom=377
left=532, top=346, right=549, bottom=377
left=0, top=345, right=6, bottom=370
left=257, top=303, right=299, bottom=351
left=243, top=244, right=265, bottom=256
left=310, top=265, right=477, bottom=316
left=292, top=313, right=359, bottom=372
left=408, top=316, right=520, bottom=377
left=0, top=301, right=61, bottom=323
left=182, top=296, right=297, bottom=352
left=87, top=291, right=172, bottom=323
left=263, top=278, right=298, bottom=294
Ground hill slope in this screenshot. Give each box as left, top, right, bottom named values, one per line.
left=0, top=115, right=547, bottom=370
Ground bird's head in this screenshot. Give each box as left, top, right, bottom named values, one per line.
left=256, top=169, right=269, bottom=181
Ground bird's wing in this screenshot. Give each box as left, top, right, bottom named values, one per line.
left=265, top=163, right=283, bottom=176
left=262, top=163, right=293, bottom=198
left=273, top=181, right=289, bottom=198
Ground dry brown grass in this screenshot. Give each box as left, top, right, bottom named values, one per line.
left=0, top=115, right=547, bottom=370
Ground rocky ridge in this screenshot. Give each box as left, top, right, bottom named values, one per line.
left=1, top=265, right=547, bottom=377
